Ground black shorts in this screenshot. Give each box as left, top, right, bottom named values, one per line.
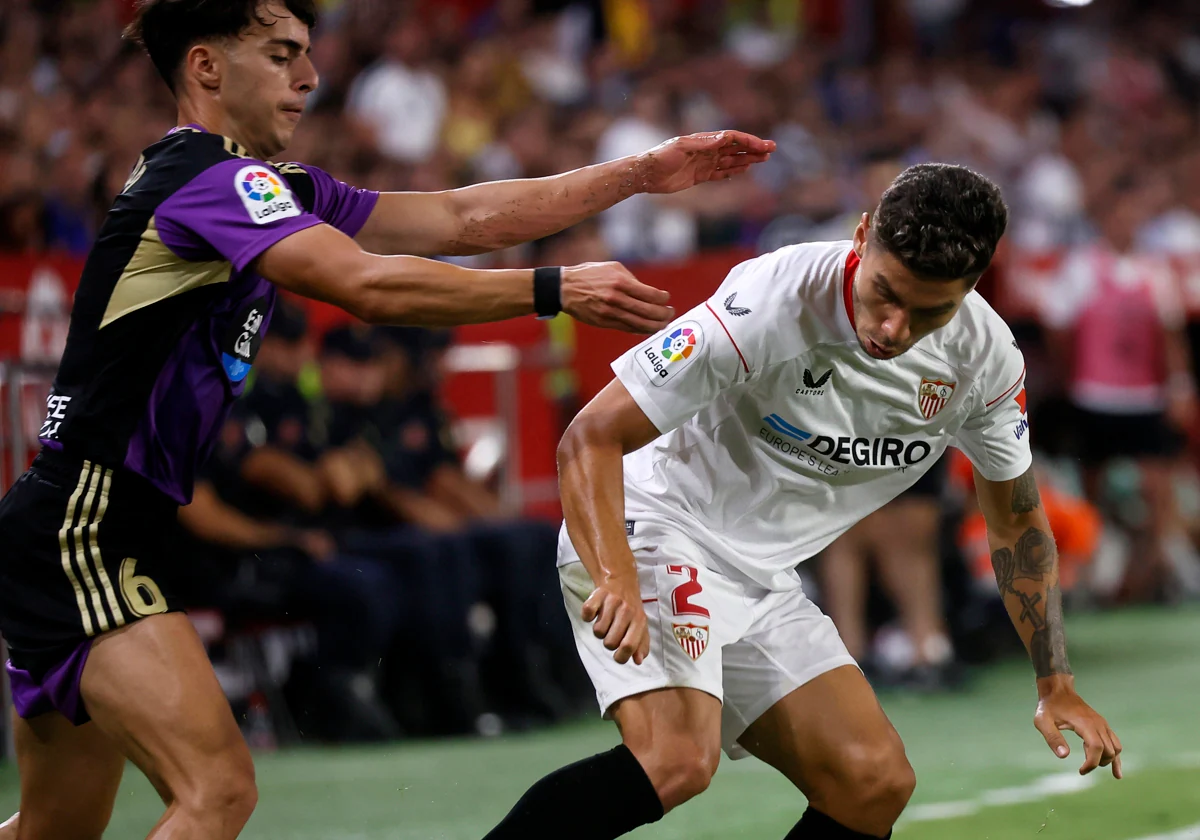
left=0, top=450, right=183, bottom=722
left=902, top=454, right=947, bottom=500
left=1072, top=406, right=1183, bottom=465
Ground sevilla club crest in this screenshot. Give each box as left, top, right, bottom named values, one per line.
left=918, top=378, right=956, bottom=420
left=673, top=623, right=710, bottom=661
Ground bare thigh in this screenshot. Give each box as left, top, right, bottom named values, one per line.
left=737, top=664, right=915, bottom=836
left=3, top=710, right=125, bottom=840
left=79, top=612, right=255, bottom=817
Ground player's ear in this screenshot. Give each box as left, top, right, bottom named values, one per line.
left=185, top=43, right=222, bottom=92
left=853, top=213, right=869, bottom=257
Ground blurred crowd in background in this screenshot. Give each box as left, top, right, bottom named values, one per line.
left=4, top=0, right=1200, bottom=262
left=5, top=0, right=1200, bottom=743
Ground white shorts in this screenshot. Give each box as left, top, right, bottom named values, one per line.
left=559, top=520, right=857, bottom=759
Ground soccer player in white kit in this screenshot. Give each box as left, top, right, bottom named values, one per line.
left=483, top=164, right=1122, bottom=840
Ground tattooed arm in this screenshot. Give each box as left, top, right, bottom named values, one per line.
left=976, top=469, right=1070, bottom=678
left=975, top=465, right=1123, bottom=778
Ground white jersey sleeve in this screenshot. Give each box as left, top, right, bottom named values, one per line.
left=951, top=321, right=1032, bottom=482
left=611, top=247, right=814, bottom=434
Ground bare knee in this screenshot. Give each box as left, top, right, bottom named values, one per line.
left=813, top=740, right=916, bottom=834
left=627, top=738, right=719, bottom=813
left=174, top=750, right=258, bottom=831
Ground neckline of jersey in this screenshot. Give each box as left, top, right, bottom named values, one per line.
left=842, top=248, right=858, bottom=332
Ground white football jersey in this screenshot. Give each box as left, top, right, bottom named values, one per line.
left=597, top=240, right=1031, bottom=592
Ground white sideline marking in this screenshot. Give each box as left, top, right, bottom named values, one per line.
left=898, top=772, right=1098, bottom=826
left=896, top=752, right=1200, bottom=830
left=1123, top=824, right=1200, bottom=840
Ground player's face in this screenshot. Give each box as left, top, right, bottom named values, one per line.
left=849, top=217, right=973, bottom=360
left=216, top=3, right=318, bottom=157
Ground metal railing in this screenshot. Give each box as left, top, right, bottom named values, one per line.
left=442, top=343, right=522, bottom=509
left=1, top=361, right=57, bottom=495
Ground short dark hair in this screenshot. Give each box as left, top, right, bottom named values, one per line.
left=123, top=0, right=318, bottom=93
left=871, top=163, right=1008, bottom=282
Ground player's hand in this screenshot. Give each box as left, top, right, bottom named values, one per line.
left=1034, top=678, right=1122, bottom=779
left=581, top=573, right=651, bottom=665
left=634, top=130, right=776, bottom=195
left=293, top=529, right=337, bottom=563
left=562, top=262, right=674, bottom=334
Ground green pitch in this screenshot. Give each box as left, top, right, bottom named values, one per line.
left=3, top=606, right=1199, bottom=839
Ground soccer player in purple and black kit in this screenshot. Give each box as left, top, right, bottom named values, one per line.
left=0, top=2, right=775, bottom=837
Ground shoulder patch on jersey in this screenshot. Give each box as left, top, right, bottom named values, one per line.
left=234, top=165, right=302, bottom=225
left=635, top=321, right=703, bottom=386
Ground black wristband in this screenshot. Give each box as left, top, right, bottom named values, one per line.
left=533, top=266, right=563, bottom=319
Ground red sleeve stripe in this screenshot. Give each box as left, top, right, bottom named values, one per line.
left=985, top=363, right=1027, bottom=408
left=705, top=301, right=750, bottom=373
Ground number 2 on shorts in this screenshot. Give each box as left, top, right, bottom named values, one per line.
left=667, top=565, right=710, bottom=618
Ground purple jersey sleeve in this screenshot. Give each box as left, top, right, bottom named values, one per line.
left=154, top=158, right=323, bottom=272
left=297, top=164, right=379, bottom=237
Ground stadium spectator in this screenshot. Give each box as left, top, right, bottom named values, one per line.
left=315, top=326, right=504, bottom=736
left=347, top=17, right=448, bottom=164
left=819, top=459, right=959, bottom=690
left=1042, top=177, right=1200, bottom=602
left=185, top=303, right=404, bottom=741
left=356, top=326, right=588, bottom=721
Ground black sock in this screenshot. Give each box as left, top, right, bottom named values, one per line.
left=483, top=744, right=664, bottom=839
left=784, top=806, right=891, bottom=839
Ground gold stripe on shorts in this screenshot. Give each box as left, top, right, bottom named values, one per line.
left=71, top=462, right=110, bottom=634
left=57, top=462, right=95, bottom=637
left=87, top=467, right=125, bottom=628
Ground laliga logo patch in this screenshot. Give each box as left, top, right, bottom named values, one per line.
left=673, top=623, right=709, bottom=661
left=235, top=165, right=301, bottom=225
left=635, top=321, right=702, bottom=386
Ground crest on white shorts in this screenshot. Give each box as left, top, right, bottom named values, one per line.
left=918, top=378, right=956, bottom=420
left=673, top=623, right=710, bottom=661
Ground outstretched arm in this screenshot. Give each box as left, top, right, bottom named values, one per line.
left=355, top=131, right=774, bottom=257
left=257, top=223, right=673, bottom=332
left=975, top=465, right=1123, bottom=778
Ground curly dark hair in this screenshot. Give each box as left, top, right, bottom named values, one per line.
left=871, top=163, right=1008, bottom=282
left=123, top=0, right=318, bottom=93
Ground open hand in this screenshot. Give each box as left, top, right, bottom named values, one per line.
left=582, top=573, right=651, bottom=665
left=562, top=261, right=674, bottom=334
left=1035, top=682, right=1122, bottom=778
left=635, top=130, right=775, bottom=194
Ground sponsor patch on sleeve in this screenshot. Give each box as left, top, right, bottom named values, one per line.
left=234, top=165, right=302, bottom=225
left=634, top=321, right=703, bottom=386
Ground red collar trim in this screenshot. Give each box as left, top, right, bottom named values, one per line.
left=843, top=249, right=859, bottom=330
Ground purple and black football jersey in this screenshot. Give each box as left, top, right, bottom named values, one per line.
left=38, top=125, right=378, bottom=504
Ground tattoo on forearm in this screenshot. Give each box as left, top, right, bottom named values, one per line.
left=1030, top=585, right=1070, bottom=678
left=990, top=527, right=1054, bottom=595
left=1011, top=466, right=1041, bottom=513
left=990, top=526, right=1071, bottom=678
